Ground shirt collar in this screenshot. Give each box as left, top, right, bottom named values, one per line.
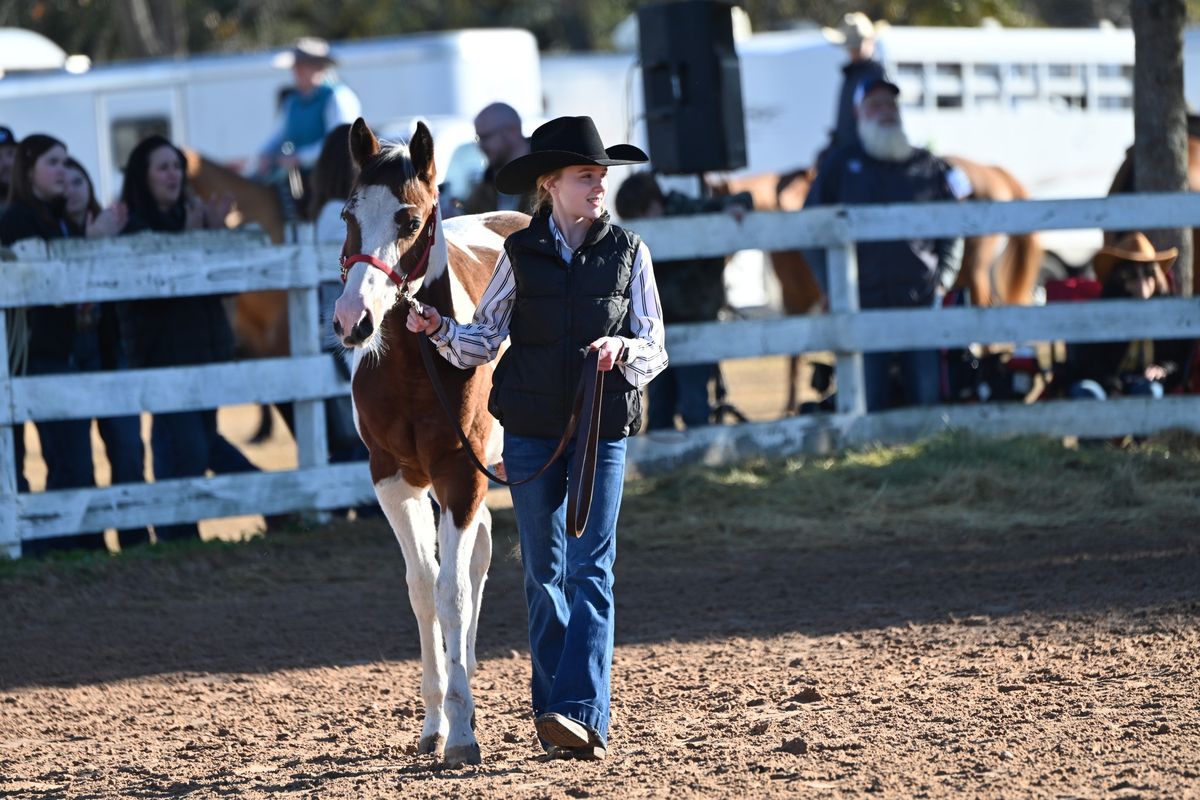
left=546, top=214, right=575, bottom=262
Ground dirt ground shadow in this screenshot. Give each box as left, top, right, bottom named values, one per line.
left=1, top=501, right=1196, bottom=690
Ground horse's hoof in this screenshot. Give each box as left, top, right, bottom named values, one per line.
left=444, top=743, right=482, bottom=767
left=417, top=733, right=446, bottom=756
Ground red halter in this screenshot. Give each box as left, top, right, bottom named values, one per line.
left=339, top=204, right=438, bottom=290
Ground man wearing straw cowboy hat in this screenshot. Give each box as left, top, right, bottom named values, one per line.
left=1064, top=232, right=1190, bottom=401
left=256, top=37, right=362, bottom=177
left=821, top=11, right=889, bottom=161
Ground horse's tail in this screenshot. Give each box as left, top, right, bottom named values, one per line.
left=990, top=166, right=1043, bottom=305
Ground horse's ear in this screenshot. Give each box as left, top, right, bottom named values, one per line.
left=410, top=121, right=436, bottom=185
left=349, top=117, right=379, bottom=169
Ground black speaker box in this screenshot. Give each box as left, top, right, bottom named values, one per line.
left=638, top=0, right=747, bottom=174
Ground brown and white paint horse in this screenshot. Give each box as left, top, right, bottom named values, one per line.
left=332, top=117, right=527, bottom=766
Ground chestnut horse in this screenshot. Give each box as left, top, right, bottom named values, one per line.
left=187, top=150, right=325, bottom=442
left=185, top=150, right=293, bottom=364
left=333, top=117, right=527, bottom=767
left=714, top=156, right=1042, bottom=412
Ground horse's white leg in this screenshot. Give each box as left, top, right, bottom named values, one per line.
left=435, top=503, right=485, bottom=766
left=466, top=503, right=493, bottom=682
left=375, top=474, right=448, bottom=755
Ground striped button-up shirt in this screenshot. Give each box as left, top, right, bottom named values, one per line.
left=430, top=215, right=669, bottom=388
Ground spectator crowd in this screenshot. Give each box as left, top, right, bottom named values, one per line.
left=2, top=15, right=1196, bottom=557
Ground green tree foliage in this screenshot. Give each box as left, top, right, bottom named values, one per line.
left=3, top=0, right=1200, bottom=63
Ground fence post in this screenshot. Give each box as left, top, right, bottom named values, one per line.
left=0, top=309, right=19, bottom=559
left=287, top=243, right=329, bottom=476
left=826, top=242, right=867, bottom=417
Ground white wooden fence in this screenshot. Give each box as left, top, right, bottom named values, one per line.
left=2, top=192, right=1199, bottom=557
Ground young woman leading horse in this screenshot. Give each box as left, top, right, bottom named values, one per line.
left=334, top=115, right=665, bottom=766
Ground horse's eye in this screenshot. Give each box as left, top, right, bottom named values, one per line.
left=408, top=218, right=422, bottom=235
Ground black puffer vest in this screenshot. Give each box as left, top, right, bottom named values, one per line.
left=488, top=211, right=643, bottom=439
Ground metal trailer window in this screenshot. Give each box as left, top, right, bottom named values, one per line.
left=934, top=63, right=964, bottom=108
left=111, top=116, right=171, bottom=171
left=1007, top=63, right=1039, bottom=108
left=1095, top=63, right=1133, bottom=110
left=894, top=62, right=925, bottom=108
left=973, top=63, right=1002, bottom=107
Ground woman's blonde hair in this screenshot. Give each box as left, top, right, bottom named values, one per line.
left=533, top=169, right=563, bottom=214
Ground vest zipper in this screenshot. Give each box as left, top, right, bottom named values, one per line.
left=564, top=246, right=576, bottom=427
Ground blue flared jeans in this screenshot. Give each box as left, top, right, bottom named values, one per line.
left=503, top=432, right=627, bottom=747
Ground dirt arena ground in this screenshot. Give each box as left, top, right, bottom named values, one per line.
left=3, top=358, right=1199, bottom=799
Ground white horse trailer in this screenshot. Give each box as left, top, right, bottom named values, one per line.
left=0, top=29, right=542, bottom=204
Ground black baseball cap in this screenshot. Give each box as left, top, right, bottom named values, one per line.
left=0, top=126, right=15, bottom=147
left=853, top=77, right=901, bottom=107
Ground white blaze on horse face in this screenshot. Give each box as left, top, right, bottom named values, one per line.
left=333, top=184, right=416, bottom=349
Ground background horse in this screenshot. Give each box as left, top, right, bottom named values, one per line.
left=714, top=156, right=1042, bottom=413
left=332, top=117, right=526, bottom=767
left=186, top=150, right=305, bottom=440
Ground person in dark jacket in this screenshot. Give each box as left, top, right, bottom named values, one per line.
left=0, top=125, right=17, bottom=216
left=406, top=116, right=667, bottom=760
left=615, top=171, right=749, bottom=430
left=1066, top=232, right=1186, bottom=400
left=462, top=102, right=536, bottom=215
left=0, top=134, right=120, bottom=555
left=804, top=78, right=968, bottom=411
left=118, top=134, right=254, bottom=543
left=63, top=157, right=151, bottom=548
left=820, top=12, right=888, bottom=165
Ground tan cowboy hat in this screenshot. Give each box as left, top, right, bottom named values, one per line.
left=271, top=37, right=337, bottom=69
left=1093, top=231, right=1178, bottom=284
left=823, top=12, right=877, bottom=48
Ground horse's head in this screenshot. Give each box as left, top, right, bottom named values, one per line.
left=333, top=117, right=442, bottom=351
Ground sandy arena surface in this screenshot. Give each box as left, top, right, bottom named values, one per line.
left=3, top=357, right=1198, bottom=799
left=1, top=514, right=1198, bottom=799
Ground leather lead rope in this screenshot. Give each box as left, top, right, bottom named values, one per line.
left=565, top=353, right=604, bottom=538
left=416, top=334, right=603, bottom=537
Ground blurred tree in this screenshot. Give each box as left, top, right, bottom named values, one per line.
left=1131, top=0, right=1192, bottom=296
left=739, top=0, right=1035, bottom=29
left=115, top=0, right=188, bottom=57
left=4, top=0, right=1200, bottom=61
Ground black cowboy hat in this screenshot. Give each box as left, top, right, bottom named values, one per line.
left=495, top=116, right=648, bottom=195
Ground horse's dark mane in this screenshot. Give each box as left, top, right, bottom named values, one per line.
left=357, top=142, right=425, bottom=197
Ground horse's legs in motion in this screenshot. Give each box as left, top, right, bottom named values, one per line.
left=466, top=504, right=492, bottom=684
left=433, top=486, right=487, bottom=766
left=375, top=474, right=448, bottom=756
left=960, top=233, right=1001, bottom=307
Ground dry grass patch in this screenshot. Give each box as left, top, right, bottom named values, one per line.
left=623, top=431, right=1200, bottom=546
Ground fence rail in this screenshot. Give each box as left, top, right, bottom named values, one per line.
left=2, top=193, right=1199, bottom=557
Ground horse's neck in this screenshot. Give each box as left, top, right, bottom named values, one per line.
left=417, top=271, right=456, bottom=320
left=196, top=160, right=278, bottom=204
left=188, top=152, right=286, bottom=243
